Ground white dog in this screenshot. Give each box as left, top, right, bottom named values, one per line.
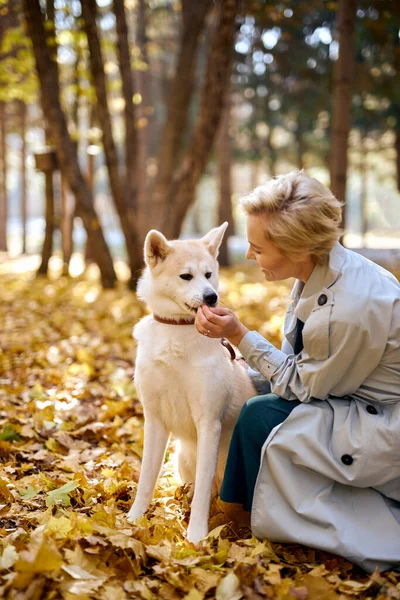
left=127, top=223, right=256, bottom=543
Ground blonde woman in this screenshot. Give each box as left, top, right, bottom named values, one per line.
left=195, top=170, right=400, bottom=573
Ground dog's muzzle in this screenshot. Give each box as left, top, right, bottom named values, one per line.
left=203, top=290, right=218, bottom=307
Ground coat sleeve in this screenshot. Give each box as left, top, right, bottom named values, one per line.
left=238, top=300, right=392, bottom=403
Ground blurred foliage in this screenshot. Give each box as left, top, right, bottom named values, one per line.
left=0, top=0, right=399, bottom=246
left=231, top=0, right=400, bottom=172
left=0, top=260, right=399, bottom=598
left=0, top=1, right=399, bottom=165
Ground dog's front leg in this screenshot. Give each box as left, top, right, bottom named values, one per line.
left=127, top=411, right=170, bottom=522
left=187, top=420, right=222, bottom=544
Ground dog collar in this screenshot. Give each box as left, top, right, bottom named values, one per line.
left=152, top=314, right=236, bottom=361
left=153, top=314, right=196, bottom=325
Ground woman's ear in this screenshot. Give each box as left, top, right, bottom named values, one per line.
left=144, top=230, right=173, bottom=268
left=201, top=222, right=229, bottom=258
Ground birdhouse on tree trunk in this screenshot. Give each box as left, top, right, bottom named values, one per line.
left=34, top=147, right=58, bottom=172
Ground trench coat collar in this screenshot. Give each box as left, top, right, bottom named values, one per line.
left=291, top=241, right=347, bottom=323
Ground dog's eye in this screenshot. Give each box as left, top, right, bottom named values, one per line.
left=180, top=274, right=193, bottom=281
left=205, top=272, right=212, bottom=279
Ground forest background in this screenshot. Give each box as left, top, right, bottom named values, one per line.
left=0, top=0, right=399, bottom=287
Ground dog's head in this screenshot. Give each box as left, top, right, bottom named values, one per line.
left=137, top=223, right=228, bottom=318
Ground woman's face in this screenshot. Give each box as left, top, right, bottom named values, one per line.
left=245, top=213, right=314, bottom=282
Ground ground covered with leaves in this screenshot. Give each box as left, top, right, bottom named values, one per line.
left=0, top=258, right=399, bottom=600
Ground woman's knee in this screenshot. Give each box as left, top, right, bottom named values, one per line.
left=237, top=393, right=280, bottom=431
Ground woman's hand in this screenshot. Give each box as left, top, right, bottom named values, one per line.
left=195, top=305, right=249, bottom=347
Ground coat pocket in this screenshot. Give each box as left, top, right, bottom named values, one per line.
left=302, top=292, right=334, bottom=361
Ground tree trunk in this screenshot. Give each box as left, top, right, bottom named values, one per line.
left=37, top=171, right=54, bottom=275
left=84, top=129, right=97, bottom=266
left=113, top=0, right=138, bottom=205
left=0, top=102, right=7, bottom=252
left=71, top=40, right=82, bottom=137
left=60, top=177, right=74, bottom=273
left=36, top=0, right=59, bottom=277
left=162, top=0, right=239, bottom=239
left=150, top=0, right=214, bottom=228
left=216, top=86, right=234, bottom=267
left=392, top=32, right=399, bottom=194
left=330, top=0, right=356, bottom=231
left=23, top=0, right=116, bottom=288
left=250, top=159, right=261, bottom=190
left=61, top=24, right=85, bottom=275
left=20, top=101, right=27, bottom=254
left=266, top=128, right=277, bottom=178
left=360, top=132, right=368, bottom=244
left=295, top=125, right=305, bottom=171
left=190, top=202, right=202, bottom=235
left=82, top=0, right=142, bottom=287
left=135, top=0, right=151, bottom=227
left=395, top=127, right=400, bottom=194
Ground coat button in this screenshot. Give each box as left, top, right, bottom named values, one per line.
left=341, top=454, right=353, bottom=465
left=318, top=294, right=328, bottom=306
left=366, top=405, right=378, bottom=415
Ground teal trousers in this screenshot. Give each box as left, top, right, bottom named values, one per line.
left=220, top=394, right=301, bottom=512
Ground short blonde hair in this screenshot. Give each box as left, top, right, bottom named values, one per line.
left=240, top=170, right=343, bottom=265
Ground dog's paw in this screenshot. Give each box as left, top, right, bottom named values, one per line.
left=126, top=504, right=145, bottom=523
left=186, top=521, right=208, bottom=545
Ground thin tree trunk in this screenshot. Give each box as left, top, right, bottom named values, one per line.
left=216, top=86, right=234, bottom=267
left=20, top=101, right=27, bottom=254
left=38, top=170, right=54, bottom=275
left=265, top=128, right=277, bottom=178
left=23, top=0, right=116, bottom=288
left=87, top=149, right=95, bottom=195
left=151, top=0, right=214, bottom=227
left=61, top=26, right=84, bottom=275
left=85, top=132, right=97, bottom=265
left=295, top=125, right=305, bottom=170
left=330, top=0, right=356, bottom=231
left=360, top=132, right=368, bottom=244
left=72, top=45, right=82, bottom=136
left=250, top=159, right=261, bottom=189
left=84, top=106, right=97, bottom=265
left=114, top=0, right=138, bottom=206
left=0, top=102, right=7, bottom=252
left=82, top=0, right=142, bottom=287
left=136, top=0, right=151, bottom=118
left=60, top=177, right=74, bottom=273
left=136, top=0, right=151, bottom=226
left=191, top=202, right=202, bottom=235
left=162, top=0, right=239, bottom=239
left=395, top=127, right=400, bottom=193
left=392, top=33, right=399, bottom=194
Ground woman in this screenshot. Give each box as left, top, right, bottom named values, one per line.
left=195, top=170, right=400, bottom=573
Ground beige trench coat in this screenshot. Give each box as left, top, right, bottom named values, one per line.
left=238, top=242, right=400, bottom=572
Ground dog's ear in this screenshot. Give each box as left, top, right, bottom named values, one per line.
left=144, top=230, right=173, bottom=267
left=201, top=222, right=229, bottom=258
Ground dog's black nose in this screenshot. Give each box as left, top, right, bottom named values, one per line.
left=203, top=291, right=218, bottom=306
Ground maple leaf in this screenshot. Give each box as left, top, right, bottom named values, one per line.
left=0, top=424, right=20, bottom=442
left=14, top=530, right=63, bottom=587
left=45, top=515, right=73, bottom=538
left=19, top=486, right=40, bottom=500
left=46, top=481, right=80, bottom=507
